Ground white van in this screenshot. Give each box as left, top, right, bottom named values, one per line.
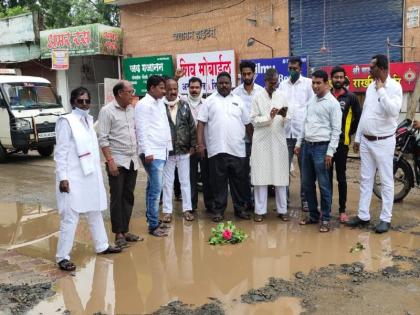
left=0, top=75, right=67, bottom=162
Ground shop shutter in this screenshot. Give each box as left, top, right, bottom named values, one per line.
left=289, top=0, right=403, bottom=68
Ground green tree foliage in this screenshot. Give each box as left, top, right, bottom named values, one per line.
left=0, top=0, right=119, bottom=28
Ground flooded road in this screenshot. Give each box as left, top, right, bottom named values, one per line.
left=0, top=156, right=419, bottom=314
left=10, top=211, right=418, bottom=315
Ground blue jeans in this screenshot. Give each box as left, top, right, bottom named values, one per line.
left=141, top=156, right=165, bottom=232
left=286, top=138, right=307, bottom=207
left=301, top=143, right=332, bottom=222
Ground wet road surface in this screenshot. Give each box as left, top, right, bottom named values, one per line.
left=0, top=154, right=419, bottom=314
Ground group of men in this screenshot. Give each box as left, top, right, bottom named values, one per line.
left=54, top=53, right=402, bottom=271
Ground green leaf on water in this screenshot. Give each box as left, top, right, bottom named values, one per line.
left=350, top=242, right=365, bottom=253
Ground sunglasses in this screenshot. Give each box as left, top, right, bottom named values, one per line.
left=75, top=98, right=91, bottom=105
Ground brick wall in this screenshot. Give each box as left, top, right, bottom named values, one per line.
left=120, top=0, right=289, bottom=63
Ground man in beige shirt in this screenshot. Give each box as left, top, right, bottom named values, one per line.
left=98, top=81, right=142, bottom=248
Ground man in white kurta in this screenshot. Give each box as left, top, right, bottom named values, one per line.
left=251, top=68, right=290, bottom=221
left=55, top=88, right=120, bottom=270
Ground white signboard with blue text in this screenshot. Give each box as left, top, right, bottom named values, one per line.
left=242, top=56, right=308, bottom=86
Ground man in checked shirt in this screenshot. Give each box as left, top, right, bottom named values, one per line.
left=98, top=81, right=143, bottom=248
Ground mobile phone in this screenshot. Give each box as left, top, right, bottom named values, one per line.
left=277, top=107, right=288, bottom=115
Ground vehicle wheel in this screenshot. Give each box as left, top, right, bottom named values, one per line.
left=37, top=145, right=54, bottom=157
left=0, top=144, right=7, bottom=163
left=373, top=157, right=413, bottom=202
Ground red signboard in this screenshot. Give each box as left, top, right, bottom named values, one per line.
left=321, top=62, right=420, bottom=93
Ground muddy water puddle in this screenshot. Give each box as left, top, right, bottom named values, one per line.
left=0, top=202, right=59, bottom=250
left=17, top=211, right=418, bottom=315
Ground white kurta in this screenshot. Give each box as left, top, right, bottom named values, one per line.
left=54, top=110, right=107, bottom=213
left=250, top=89, right=290, bottom=186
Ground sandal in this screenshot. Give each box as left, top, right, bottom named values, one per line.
left=183, top=210, right=195, bottom=221
left=278, top=213, right=290, bottom=221
left=254, top=214, right=264, bottom=222
left=58, top=259, right=76, bottom=271
left=115, top=237, right=130, bottom=248
left=162, top=213, right=172, bottom=223
left=149, top=227, right=168, bottom=237
left=212, top=215, right=224, bottom=223
left=319, top=221, right=330, bottom=233
left=125, top=232, right=143, bottom=242
left=299, top=217, right=319, bottom=225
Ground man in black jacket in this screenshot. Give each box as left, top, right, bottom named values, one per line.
left=161, top=78, right=197, bottom=223
left=330, top=66, right=361, bottom=223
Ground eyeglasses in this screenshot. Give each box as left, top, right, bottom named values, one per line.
left=75, top=98, right=91, bottom=105
left=122, top=89, right=135, bottom=95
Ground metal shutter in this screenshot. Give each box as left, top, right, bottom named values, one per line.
left=289, top=0, right=403, bottom=68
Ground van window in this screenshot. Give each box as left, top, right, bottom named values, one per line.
left=3, top=83, right=61, bottom=110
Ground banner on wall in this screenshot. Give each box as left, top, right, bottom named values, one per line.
left=176, top=50, right=236, bottom=94
left=123, top=55, right=174, bottom=96
left=321, top=62, right=420, bottom=93
left=51, top=49, right=69, bottom=70
left=242, top=56, right=308, bottom=87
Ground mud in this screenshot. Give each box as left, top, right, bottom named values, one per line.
left=0, top=282, right=55, bottom=315
left=150, top=300, right=224, bottom=315
left=1, top=154, right=420, bottom=314
left=241, top=253, right=420, bottom=314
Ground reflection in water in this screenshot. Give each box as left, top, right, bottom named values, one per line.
left=0, top=202, right=59, bottom=249
left=29, top=214, right=420, bottom=315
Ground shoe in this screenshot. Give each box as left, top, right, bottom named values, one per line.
left=345, top=216, right=370, bottom=228
left=125, top=232, right=143, bottom=242
left=234, top=211, right=251, bottom=220
left=339, top=213, right=349, bottom=223
left=301, top=201, right=309, bottom=212
left=99, top=245, right=122, bottom=255
left=375, top=221, right=391, bottom=233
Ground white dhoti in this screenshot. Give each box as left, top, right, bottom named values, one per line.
left=254, top=185, right=287, bottom=215
left=357, top=136, right=395, bottom=223
left=56, top=208, right=109, bottom=262
left=162, top=154, right=192, bottom=213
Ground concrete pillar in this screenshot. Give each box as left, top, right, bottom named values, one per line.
left=56, top=70, right=70, bottom=112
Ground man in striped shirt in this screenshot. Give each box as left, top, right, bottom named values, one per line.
left=98, top=81, right=142, bottom=248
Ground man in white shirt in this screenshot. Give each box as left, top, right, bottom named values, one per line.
left=279, top=56, right=314, bottom=211
left=135, top=75, right=172, bottom=237
left=347, top=54, right=403, bottom=233
left=232, top=61, right=264, bottom=211
left=295, top=70, right=342, bottom=233
left=98, top=81, right=141, bottom=249
left=250, top=68, right=289, bottom=222
left=197, top=72, right=253, bottom=222
left=55, top=87, right=121, bottom=272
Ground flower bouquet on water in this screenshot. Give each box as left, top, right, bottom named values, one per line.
left=209, top=221, right=248, bottom=245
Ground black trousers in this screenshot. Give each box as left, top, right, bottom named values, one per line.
left=244, top=142, right=253, bottom=206
left=174, top=168, right=181, bottom=198
left=209, top=153, right=248, bottom=215
left=329, top=142, right=349, bottom=213
left=107, top=161, right=138, bottom=234
left=190, top=151, right=214, bottom=211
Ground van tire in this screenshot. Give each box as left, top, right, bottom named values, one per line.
left=0, top=144, right=7, bottom=163
left=37, top=145, right=54, bottom=157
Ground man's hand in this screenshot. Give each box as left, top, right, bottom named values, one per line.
left=107, top=159, right=119, bottom=176
left=413, top=120, right=420, bottom=130
left=278, top=107, right=287, bottom=117
left=270, top=108, right=279, bottom=119
left=144, top=155, right=154, bottom=164
left=59, top=180, right=70, bottom=193
left=174, top=68, right=186, bottom=81
left=375, top=78, right=385, bottom=90
left=196, top=144, right=205, bottom=159
left=325, top=155, right=333, bottom=169
left=353, top=142, right=360, bottom=154
left=189, top=147, right=196, bottom=156
left=294, top=146, right=301, bottom=156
